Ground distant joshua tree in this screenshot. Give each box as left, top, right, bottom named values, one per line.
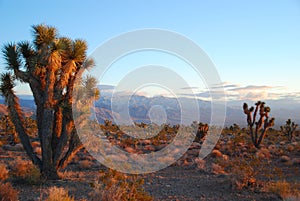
left=134, top=122, right=148, bottom=129
left=281, top=119, right=298, bottom=142
left=194, top=123, right=209, bottom=143
left=243, top=101, right=275, bottom=148
left=104, top=119, right=112, bottom=127
left=0, top=25, right=99, bottom=180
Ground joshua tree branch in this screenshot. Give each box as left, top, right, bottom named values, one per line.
left=6, top=91, right=42, bottom=169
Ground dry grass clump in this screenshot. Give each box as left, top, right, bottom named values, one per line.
left=0, top=182, right=19, bottom=201
left=89, top=169, right=153, bottom=201
left=266, top=180, right=300, bottom=200
left=0, top=163, right=9, bottom=181
left=45, top=187, right=74, bottom=201
left=0, top=162, right=19, bottom=201
left=217, top=155, right=262, bottom=190
left=10, top=158, right=41, bottom=184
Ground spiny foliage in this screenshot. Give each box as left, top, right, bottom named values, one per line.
left=0, top=24, right=99, bottom=180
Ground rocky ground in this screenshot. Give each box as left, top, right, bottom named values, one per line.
left=0, top=130, right=300, bottom=200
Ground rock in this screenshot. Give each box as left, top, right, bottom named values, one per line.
left=255, top=148, right=271, bottom=159
left=214, top=144, right=221, bottom=150
left=291, top=158, right=300, bottom=165
left=242, top=147, right=248, bottom=152
left=279, top=141, right=286, bottom=145
left=268, top=145, right=277, bottom=154
left=286, top=144, right=294, bottom=152
left=182, top=159, right=193, bottom=166
left=124, top=146, right=136, bottom=153
left=222, top=154, right=229, bottom=161
left=268, top=145, right=276, bottom=150
left=280, top=155, right=290, bottom=162
left=211, top=163, right=226, bottom=175
left=34, top=147, right=42, bottom=155
left=31, top=141, right=40, bottom=149
left=237, top=142, right=244, bottom=147
left=211, top=149, right=222, bottom=158
left=143, top=139, right=151, bottom=145
left=291, top=142, right=299, bottom=146
left=194, top=158, right=205, bottom=170
left=144, top=145, right=155, bottom=151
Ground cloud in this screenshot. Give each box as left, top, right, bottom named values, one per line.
left=179, top=82, right=300, bottom=102
left=211, top=82, right=240, bottom=89
left=180, top=86, right=200, bottom=90
left=229, top=85, right=272, bottom=92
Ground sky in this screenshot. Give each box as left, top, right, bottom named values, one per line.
left=0, top=0, right=300, bottom=102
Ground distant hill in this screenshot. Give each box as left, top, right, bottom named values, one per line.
left=0, top=85, right=299, bottom=127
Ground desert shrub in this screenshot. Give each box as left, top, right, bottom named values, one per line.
left=227, top=157, right=257, bottom=190
left=89, top=169, right=153, bottom=201
left=218, top=154, right=272, bottom=190
left=0, top=163, right=9, bottom=181
left=10, top=159, right=41, bottom=184
left=267, top=180, right=300, bottom=200
left=45, top=187, right=74, bottom=201
left=0, top=182, right=19, bottom=201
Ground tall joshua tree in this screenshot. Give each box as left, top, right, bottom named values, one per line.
left=0, top=25, right=99, bottom=180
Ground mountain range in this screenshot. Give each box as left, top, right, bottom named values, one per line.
left=0, top=85, right=299, bottom=128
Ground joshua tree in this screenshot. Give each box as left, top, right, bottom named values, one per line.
left=0, top=25, right=99, bottom=180
left=194, top=122, right=209, bottom=143
left=281, top=119, right=298, bottom=142
left=134, top=122, right=148, bottom=129
left=243, top=101, right=275, bottom=148
left=229, top=123, right=240, bottom=135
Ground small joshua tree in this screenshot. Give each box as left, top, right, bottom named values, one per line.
left=194, top=122, right=209, bottom=143
left=243, top=101, right=275, bottom=148
left=229, top=123, right=241, bottom=135
left=280, top=119, right=298, bottom=142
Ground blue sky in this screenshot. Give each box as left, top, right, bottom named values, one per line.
left=0, top=0, right=300, bottom=101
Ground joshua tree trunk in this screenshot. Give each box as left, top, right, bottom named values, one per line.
left=0, top=25, right=99, bottom=180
